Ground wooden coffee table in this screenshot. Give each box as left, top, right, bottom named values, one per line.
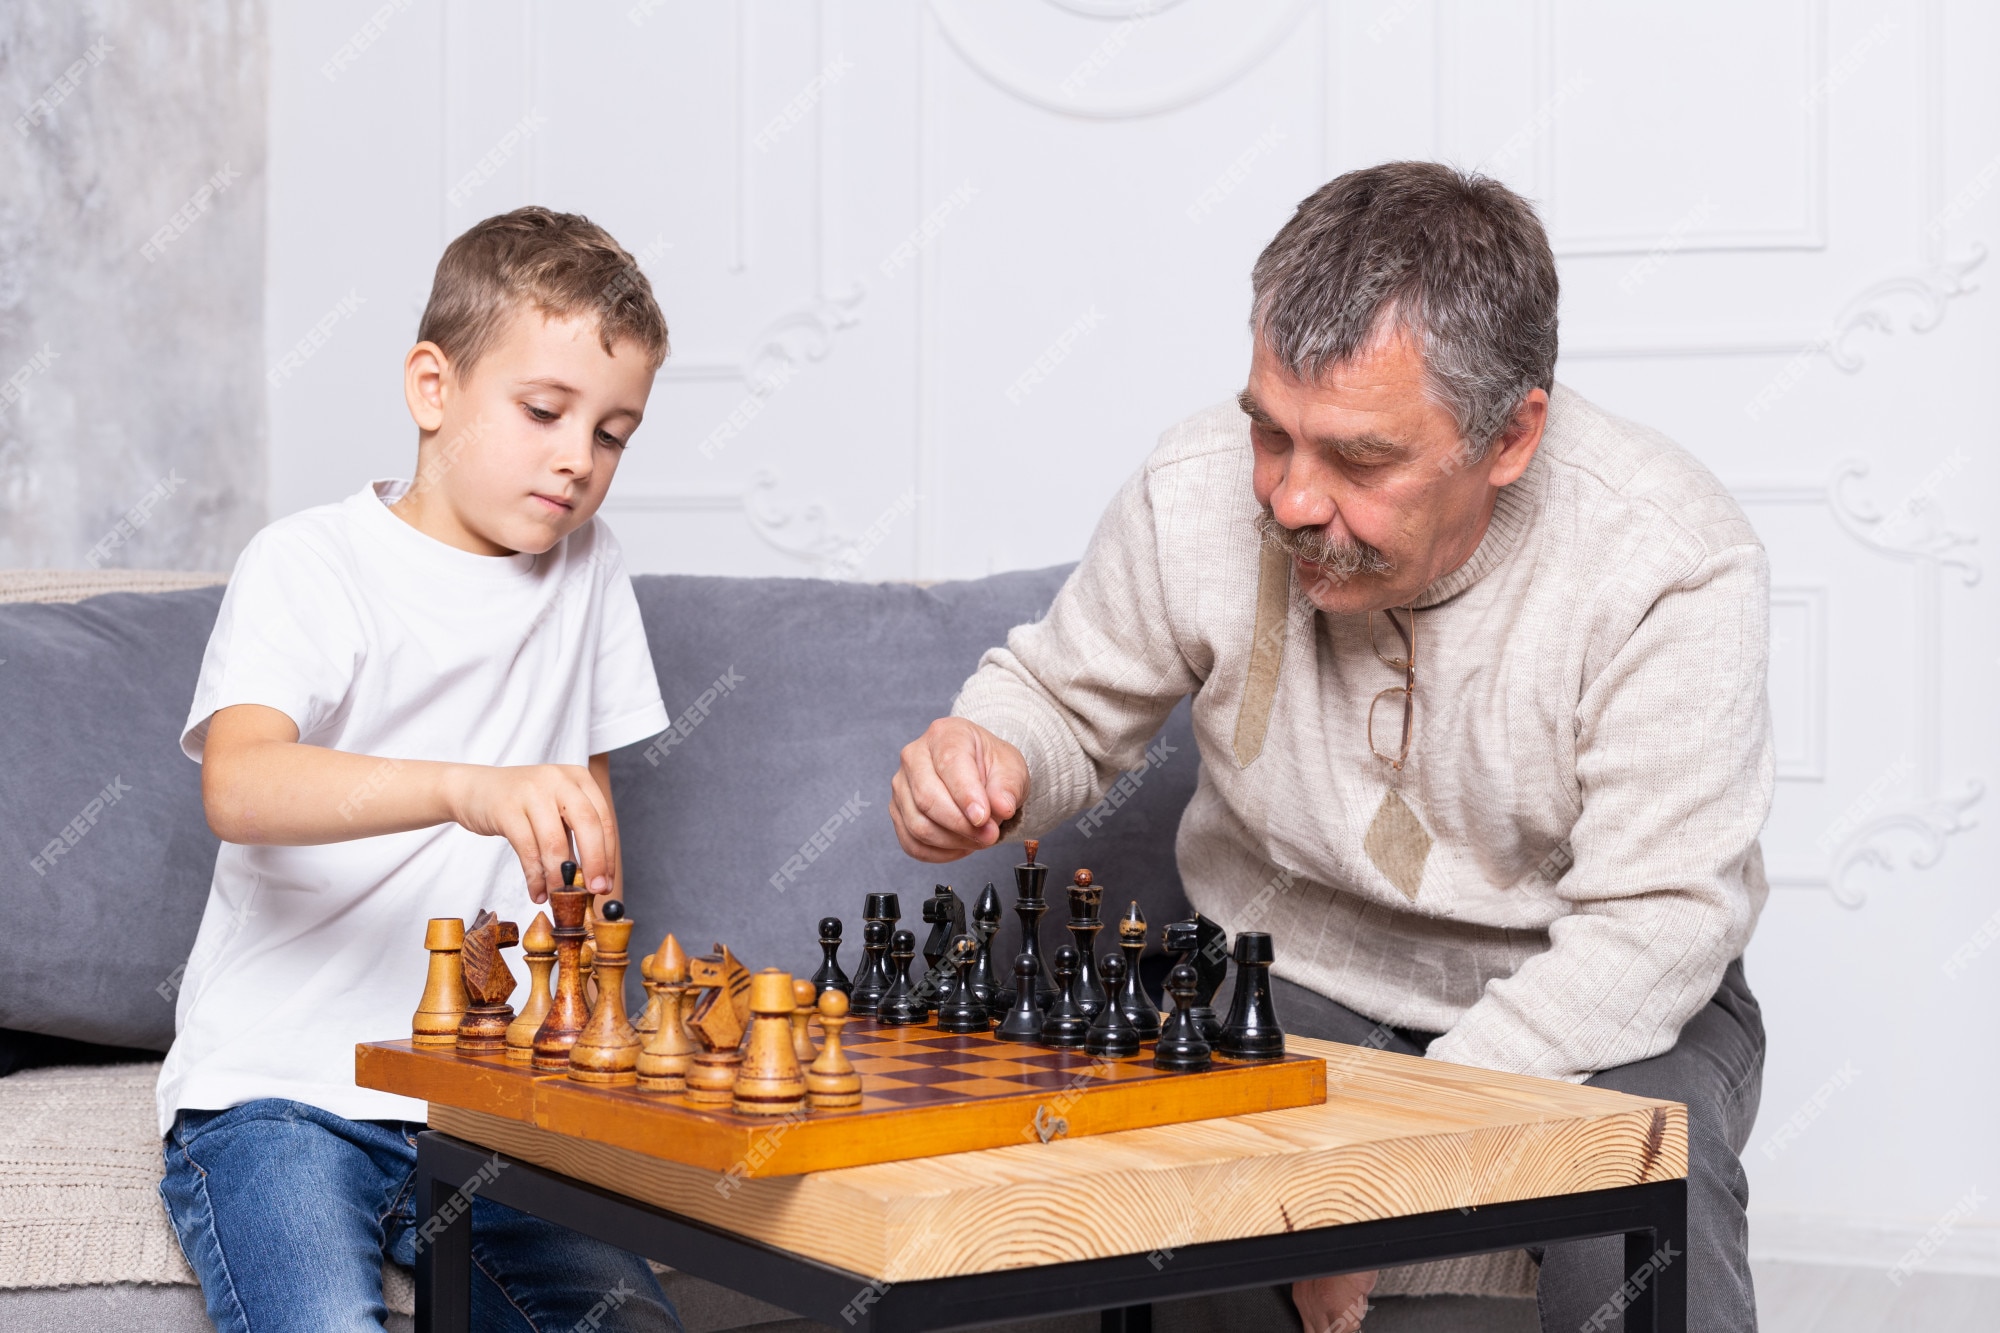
left=411, top=1037, right=1687, bottom=1331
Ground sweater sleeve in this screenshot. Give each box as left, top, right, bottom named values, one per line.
left=1424, top=540, right=1773, bottom=1083
left=951, top=461, right=1204, bottom=836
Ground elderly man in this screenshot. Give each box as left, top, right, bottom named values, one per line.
left=891, top=162, right=1767, bottom=1332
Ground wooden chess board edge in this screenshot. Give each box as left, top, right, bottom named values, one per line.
left=356, top=1042, right=542, bottom=1120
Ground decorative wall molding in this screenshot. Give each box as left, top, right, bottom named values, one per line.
left=622, top=1, right=873, bottom=570
left=1735, top=461, right=1984, bottom=906
left=929, top=0, right=1316, bottom=121
left=1819, top=784, right=1985, bottom=909
left=1561, top=0, right=1982, bottom=365
left=1769, top=584, right=1827, bottom=782
left=1823, top=247, right=1987, bottom=372
left=1564, top=247, right=1987, bottom=363
left=1826, top=457, right=1980, bottom=581
left=1555, top=0, right=1828, bottom=256
left=600, top=470, right=867, bottom=578
left=657, top=286, right=866, bottom=389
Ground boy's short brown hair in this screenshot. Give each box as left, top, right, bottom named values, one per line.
left=417, top=207, right=670, bottom=379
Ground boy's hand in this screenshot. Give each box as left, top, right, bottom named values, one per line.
left=442, top=762, right=619, bottom=904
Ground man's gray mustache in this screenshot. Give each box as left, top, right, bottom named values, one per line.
left=1253, top=506, right=1392, bottom=579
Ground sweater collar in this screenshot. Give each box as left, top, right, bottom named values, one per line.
left=1408, top=428, right=1549, bottom=610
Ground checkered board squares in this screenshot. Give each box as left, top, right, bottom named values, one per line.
left=834, top=1020, right=1217, bottom=1110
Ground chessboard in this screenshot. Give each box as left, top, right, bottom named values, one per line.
left=360, top=844, right=1325, bottom=1178
left=357, top=1017, right=1325, bottom=1178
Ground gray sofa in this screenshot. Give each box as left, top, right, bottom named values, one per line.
left=0, top=567, right=1533, bottom=1332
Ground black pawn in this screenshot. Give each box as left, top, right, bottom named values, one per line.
left=1153, top=963, right=1212, bottom=1072
left=1114, top=900, right=1161, bottom=1039
left=852, top=892, right=901, bottom=1011
left=1039, top=946, right=1090, bottom=1048
left=995, top=953, right=1045, bottom=1044
left=878, top=929, right=925, bottom=1026
left=935, top=937, right=991, bottom=1033
left=1084, top=954, right=1141, bottom=1059
left=850, top=918, right=892, bottom=1016
left=1217, top=931, right=1285, bottom=1061
left=599, top=898, right=626, bottom=921
left=810, top=917, right=852, bottom=998
left=970, top=884, right=1004, bottom=1013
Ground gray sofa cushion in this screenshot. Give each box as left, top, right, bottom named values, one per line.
left=612, top=567, right=1198, bottom=997
left=0, top=588, right=227, bottom=1050
left=0, top=567, right=1198, bottom=1050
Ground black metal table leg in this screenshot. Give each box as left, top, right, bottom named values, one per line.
left=414, top=1135, right=474, bottom=1333
left=1100, top=1304, right=1152, bottom=1332
left=1614, top=1176, right=1688, bottom=1333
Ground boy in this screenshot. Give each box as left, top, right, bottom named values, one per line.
left=157, top=207, right=683, bottom=1332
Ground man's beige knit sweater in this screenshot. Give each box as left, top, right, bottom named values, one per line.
left=953, top=386, right=1772, bottom=1083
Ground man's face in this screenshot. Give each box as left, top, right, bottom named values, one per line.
left=413, top=307, right=654, bottom=557
left=1242, top=326, right=1538, bottom=614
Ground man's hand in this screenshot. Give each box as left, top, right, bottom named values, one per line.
left=441, top=762, right=618, bottom=904
left=890, top=718, right=1028, bottom=862
left=1292, top=1272, right=1376, bottom=1333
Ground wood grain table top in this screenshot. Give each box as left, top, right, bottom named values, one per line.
left=429, top=1036, right=1685, bottom=1282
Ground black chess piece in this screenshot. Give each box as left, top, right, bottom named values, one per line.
left=1153, top=963, right=1213, bottom=1072
left=1066, top=870, right=1107, bottom=1019
left=850, top=918, right=893, bottom=1016
left=970, top=884, right=1004, bottom=1013
left=1217, top=931, right=1285, bottom=1061
left=999, top=839, right=1055, bottom=1010
left=919, top=885, right=965, bottom=1009
left=852, top=892, right=901, bottom=1012
left=810, top=917, right=852, bottom=998
left=599, top=898, right=626, bottom=921
left=1163, top=912, right=1228, bottom=1042
left=1084, top=954, right=1141, bottom=1059
left=995, top=953, right=1045, bottom=1044
left=1114, top=900, right=1162, bottom=1039
left=877, top=929, right=925, bottom=1026
left=935, top=936, right=991, bottom=1034
left=1039, top=946, right=1090, bottom=1048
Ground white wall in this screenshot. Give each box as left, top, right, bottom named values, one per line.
left=268, top=0, right=2000, bottom=1273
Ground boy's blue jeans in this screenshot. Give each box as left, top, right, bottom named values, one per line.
left=159, top=1099, right=683, bottom=1333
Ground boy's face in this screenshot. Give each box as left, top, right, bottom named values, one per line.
left=401, top=306, right=655, bottom=557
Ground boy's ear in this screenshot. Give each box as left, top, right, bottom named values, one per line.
left=404, top=341, right=452, bottom=434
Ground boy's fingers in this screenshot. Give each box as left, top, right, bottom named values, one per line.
left=523, top=803, right=574, bottom=895
left=560, top=782, right=613, bottom=894
left=505, top=815, right=553, bottom=903
left=576, top=768, right=620, bottom=890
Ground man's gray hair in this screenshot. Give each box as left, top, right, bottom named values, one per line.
left=1250, top=161, right=1559, bottom=458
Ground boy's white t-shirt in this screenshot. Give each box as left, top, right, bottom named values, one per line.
left=156, top=479, right=670, bottom=1134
